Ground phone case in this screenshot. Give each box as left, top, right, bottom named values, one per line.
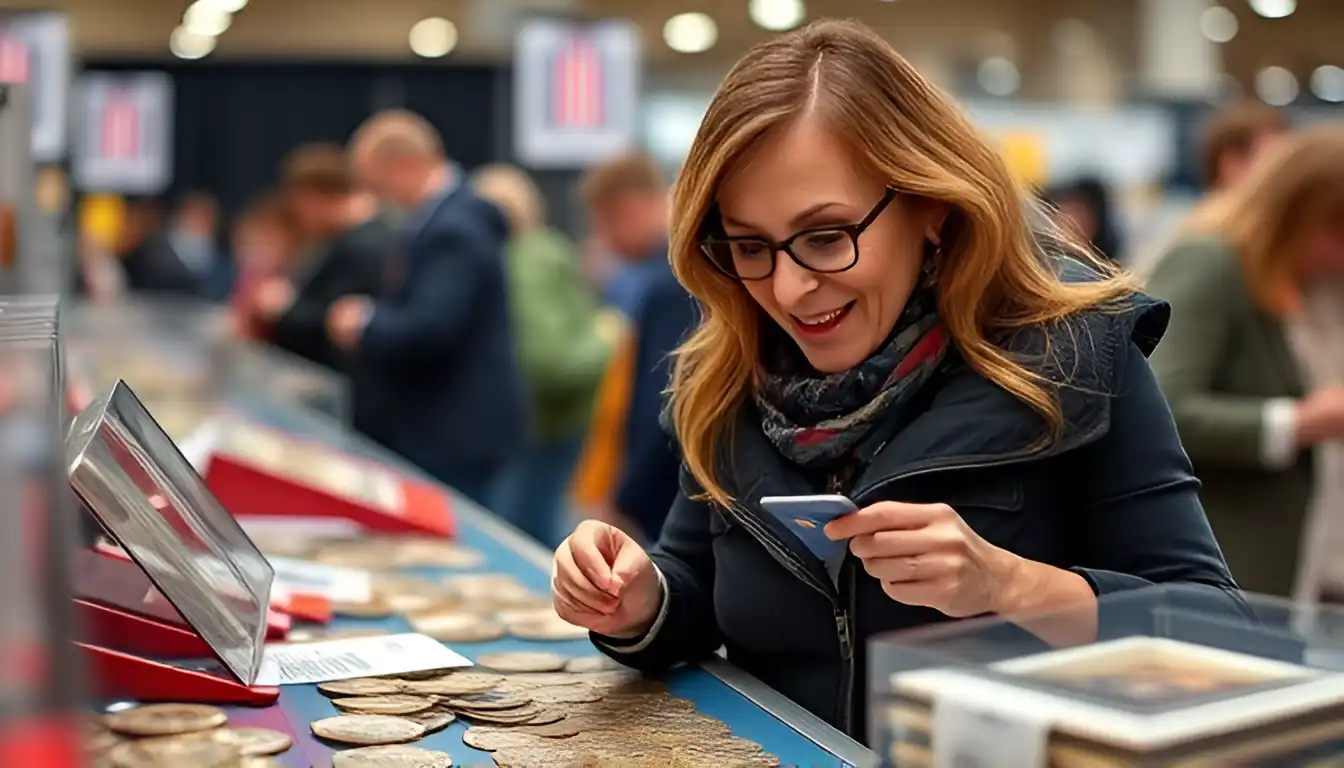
left=759, top=496, right=855, bottom=567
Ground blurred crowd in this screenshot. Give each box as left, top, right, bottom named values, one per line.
left=63, top=97, right=1344, bottom=604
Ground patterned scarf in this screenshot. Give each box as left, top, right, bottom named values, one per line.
left=754, top=282, right=948, bottom=481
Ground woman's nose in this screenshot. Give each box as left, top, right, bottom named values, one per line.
left=770, top=250, right=820, bottom=307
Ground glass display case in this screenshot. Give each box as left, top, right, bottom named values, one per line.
left=220, top=341, right=350, bottom=427
left=870, top=585, right=1344, bottom=767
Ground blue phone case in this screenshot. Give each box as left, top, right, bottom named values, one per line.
left=758, top=495, right=856, bottom=567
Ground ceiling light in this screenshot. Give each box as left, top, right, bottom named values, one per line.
left=182, top=1, right=232, bottom=37
left=1248, top=0, right=1296, bottom=18
left=170, top=26, right=217, bottom=60
left=1255, top=66, right=1298, bottom=105
left=663, top=13, right=717, bottom=54
left=749, top=0, right=805, bottom=32
left=1199, top=6, right=1238, bottom=43
left=200, top=0, right=247, bottom=12
left=1311, top=65, right=1344, bottom=102
left=977, top=56, right=1020, bottom=97
left=409, top=17, right=458, bottom=58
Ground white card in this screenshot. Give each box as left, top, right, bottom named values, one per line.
left=265, top=556, right=373, bottom=603
left=254, top=632, right=471, bottom=686
left=932, top=685, right=1049, bottom=768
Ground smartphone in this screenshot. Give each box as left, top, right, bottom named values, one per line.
left=759, top=495, right=857, bottom=565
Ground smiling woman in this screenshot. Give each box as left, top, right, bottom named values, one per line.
left=548, top=18, right=1242, bottom=741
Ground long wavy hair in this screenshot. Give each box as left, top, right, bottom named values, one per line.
left=1184, top=125, right=1344, bottom=317
left=668, top=20, right=1134, bottom=507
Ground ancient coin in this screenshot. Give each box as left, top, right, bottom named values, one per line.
left=332, top=744, right=455, bottom=767
left=476, top=652, right=569, bottom=673
left=310, top=715, right=426, bottom=746
left=104, top=703, right=229, bottom=737
left=461, top=720, right=585, bottom=750
left=84, top=726, right=121, bottom=754
left=564, top=656, right=626, bottom=673
left=382, top=667, right=463, bottom=682
left=319, top=678, right=405, bottom=697
left=506, top=616, right=590, bottom=641
left=333, top=695, right=436, bottom=716
left=107, top=735, right=240, bottom=768
left=199, top=726, right=294, bottom=756
left=395, top=540, right=485, bottom=569
left=408, top=612, right=505, bottom=643
left=439, top=691, right=532, bottom=711
left=332, top=593, right=396, bottom=619
left=442, top=574, right=525, bottom=595
left=528, top=685, right=605, bottom=705
left=401, top=674, right=501, bottom=696
left=405, top=710, right=456, bottom=733
left=376, top=576, right=451, bottom=614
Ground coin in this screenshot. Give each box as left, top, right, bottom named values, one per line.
left=405, top=710, right=456, bottom=733
left=439, top=691, right=532, bottom=711
left=402, top=674, right=502, bottom=696
left=333, top=594, right=396, bottom=618
left=506, top=616, right=590, bottom=641
left=104, top=703, right=229, bottom=737
left=408, top=611, right=506, bottom=643
left=310, top=715, right=426, bottom=746
left=395, top=540, right=485, bottom=569
left=200, top=726, right=293, bottom=756
left=332, top=744, right=455, bottom=767
left=375, top=576, right=452, bottom=614
left=461, top=720, right=585, bottom=750
left=333, top=695, right=436, bottom=716
left=476, top=652, right=569, bottom=673
left=239, top=759, right=284, bottom=768
left=107, top=735, right=241, bottom=767
left=320, top=678, right=406, bottom=697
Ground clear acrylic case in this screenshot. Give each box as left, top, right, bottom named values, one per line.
left=870, top=585, right=1344, bottom=766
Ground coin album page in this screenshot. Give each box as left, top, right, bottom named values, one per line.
left=888, top=637, right=1344, bottom=763
left=216, top=423, right=405, bottom=513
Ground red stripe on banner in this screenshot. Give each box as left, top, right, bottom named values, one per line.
left=0, top=37, right=30, bottom=84
left=590, top=38, right=606, bottom=128
left=548, top=31, right=609, bottom=130
left=101, top=93, right=140, bottom=160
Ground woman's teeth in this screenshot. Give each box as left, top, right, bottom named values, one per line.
left=798, top=308, right=844, bottom=326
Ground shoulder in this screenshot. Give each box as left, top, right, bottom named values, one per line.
left=1147, top=234, right=1243, bottom=289
left=428, top=188, right=509, bottom=246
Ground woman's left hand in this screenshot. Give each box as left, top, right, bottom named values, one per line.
left=824, top=501, right=1018, bottom=618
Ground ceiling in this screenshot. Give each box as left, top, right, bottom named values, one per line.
left=3, top=0, right=1341, bottom=98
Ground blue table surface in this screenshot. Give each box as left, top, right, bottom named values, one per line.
left=226, top=400, right=846, bottom=768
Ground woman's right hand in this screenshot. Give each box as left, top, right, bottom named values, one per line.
left=552, top=520, right=662, bottom=639
left=1295, top=387, right=1344, bottom=446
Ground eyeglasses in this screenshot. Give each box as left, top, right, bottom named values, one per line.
left=699, top=188, right=898, bottom=281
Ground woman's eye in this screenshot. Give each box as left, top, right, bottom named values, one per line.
left=802, top=231, right=845, bottom=249
left=733, top=241, right=769, bottom=258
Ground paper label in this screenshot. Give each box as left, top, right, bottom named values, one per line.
left=266, top=556, right=372, bottom=603
left=254, top=632, right=471, bottom=686
left=932, top=688, right=1049, bottom=768
left=239, top=516, right=364, bottom=540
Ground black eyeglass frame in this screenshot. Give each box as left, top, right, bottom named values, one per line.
left=698, top=187, right=899, bottom=281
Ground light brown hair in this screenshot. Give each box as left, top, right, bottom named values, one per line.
left=579, top=152, right=665, bottom=210
left=668, top=19, right=1132, bottom=507
left=1186, top=125, right=1344, bottom=317
left=1200, top=102, right=1289, bottom=189
left=282, top=143, right=354, bottom=196
left=471, top=164, right=546, bottom=234
left=350, top=109, right=444, bottom=162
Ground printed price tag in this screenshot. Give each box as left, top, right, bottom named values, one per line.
left=932, top=690, right=1049, bottom=768
left=266, top=556, right=372, bottom=603
left=254, top=632, right=471, bottom=686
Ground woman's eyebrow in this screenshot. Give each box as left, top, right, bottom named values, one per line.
left=721, top=201, right=848, bottom=232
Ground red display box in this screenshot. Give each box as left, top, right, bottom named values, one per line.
left=201, top=421, right=456, bottom=538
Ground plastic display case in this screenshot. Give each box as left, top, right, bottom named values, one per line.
left=870, top=585, right=1344, bottom=767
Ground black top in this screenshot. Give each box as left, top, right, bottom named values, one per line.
left=272, top=219, right=391, bottom=375
left=597, top=279, right=1241, bottom=741
left=356, top=185, right=529, bottom=479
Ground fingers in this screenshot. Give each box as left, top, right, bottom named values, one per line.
left=847, top=528, right=956, bottom=560
left=552, top=539, right=620, bottom=619
left=824, top=502, right=946, bottom=540
left=570, top=521, right=620, bottom=595
left=608, top=537, right=650, bottom=592
left=859, top=552, right=959, bottom=583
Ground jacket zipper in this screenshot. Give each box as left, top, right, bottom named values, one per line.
left=836, top=562, right=857, bottom=734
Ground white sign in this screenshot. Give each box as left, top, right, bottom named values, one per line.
left=0, top=12, right=70, bottom=161
left=73, top=71, right=174, bottom=194
left=255, top=632, right=471, bottom=686
left=514, top=17, right=640, bottom=169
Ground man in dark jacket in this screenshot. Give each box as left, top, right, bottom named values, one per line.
left=581, top=153, right=698, bottom=541
left=328, top=110, right=528, bottom=505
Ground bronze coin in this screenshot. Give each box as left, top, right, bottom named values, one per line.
left=408, top=612, right=506, bottom=644
left=401, top=675, right=500, bottom=696
left=475, top=652, right=568, bottom=674
left=564, top=656, right=625, bottom=673
left=107, top=735, right=240, bottom=768
left=333, top=695, right=436, bottom=716
left=310, top=715, right=426, bottom=746
left=461, top=720, right=585, bottom=751
left=439, top=691, right=532, bottom=711
left=320, top=678, right=405, bottom=697
left=505, top=616, right=590, bottom=641
left=404, top=710, right=456, bottom=733
left=200, top=726, right=293, bottom=756
left=104, top=703, right=229, bottom=737
left=332, top=744, right=455, bottom=767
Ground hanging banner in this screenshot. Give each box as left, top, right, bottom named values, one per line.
left=0, top=12, right=70, bottom=162
left=72, top=72, right=174, bottom=195
left=514, top=17, right=640, bottom=169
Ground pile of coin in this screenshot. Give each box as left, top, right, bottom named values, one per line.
left=87, top=703, right=294, bottom=767
left=311, top=654, right=781, bottom=767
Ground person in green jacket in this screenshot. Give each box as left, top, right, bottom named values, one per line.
left=472, top=164, right=614, bottom=547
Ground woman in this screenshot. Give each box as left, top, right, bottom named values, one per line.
left=228, top=193, right=299, bottom=342
left=549, top=20, right=1238, bottom=738
left=471, top=164, right=614, bottom=547
left=1147, top=127, right=1344, bottom=601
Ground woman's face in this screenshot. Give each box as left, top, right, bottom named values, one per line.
left=715, top=116, right=946, bottom=373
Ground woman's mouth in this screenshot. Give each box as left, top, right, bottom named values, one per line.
left=790, top=301, right=855, bottom=338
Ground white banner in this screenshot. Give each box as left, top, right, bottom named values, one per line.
left=0, top=12, right=70, bottom=162
left=514, top=17, right=641, bottom=169
left=73, top=72, right=175, bottom=194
